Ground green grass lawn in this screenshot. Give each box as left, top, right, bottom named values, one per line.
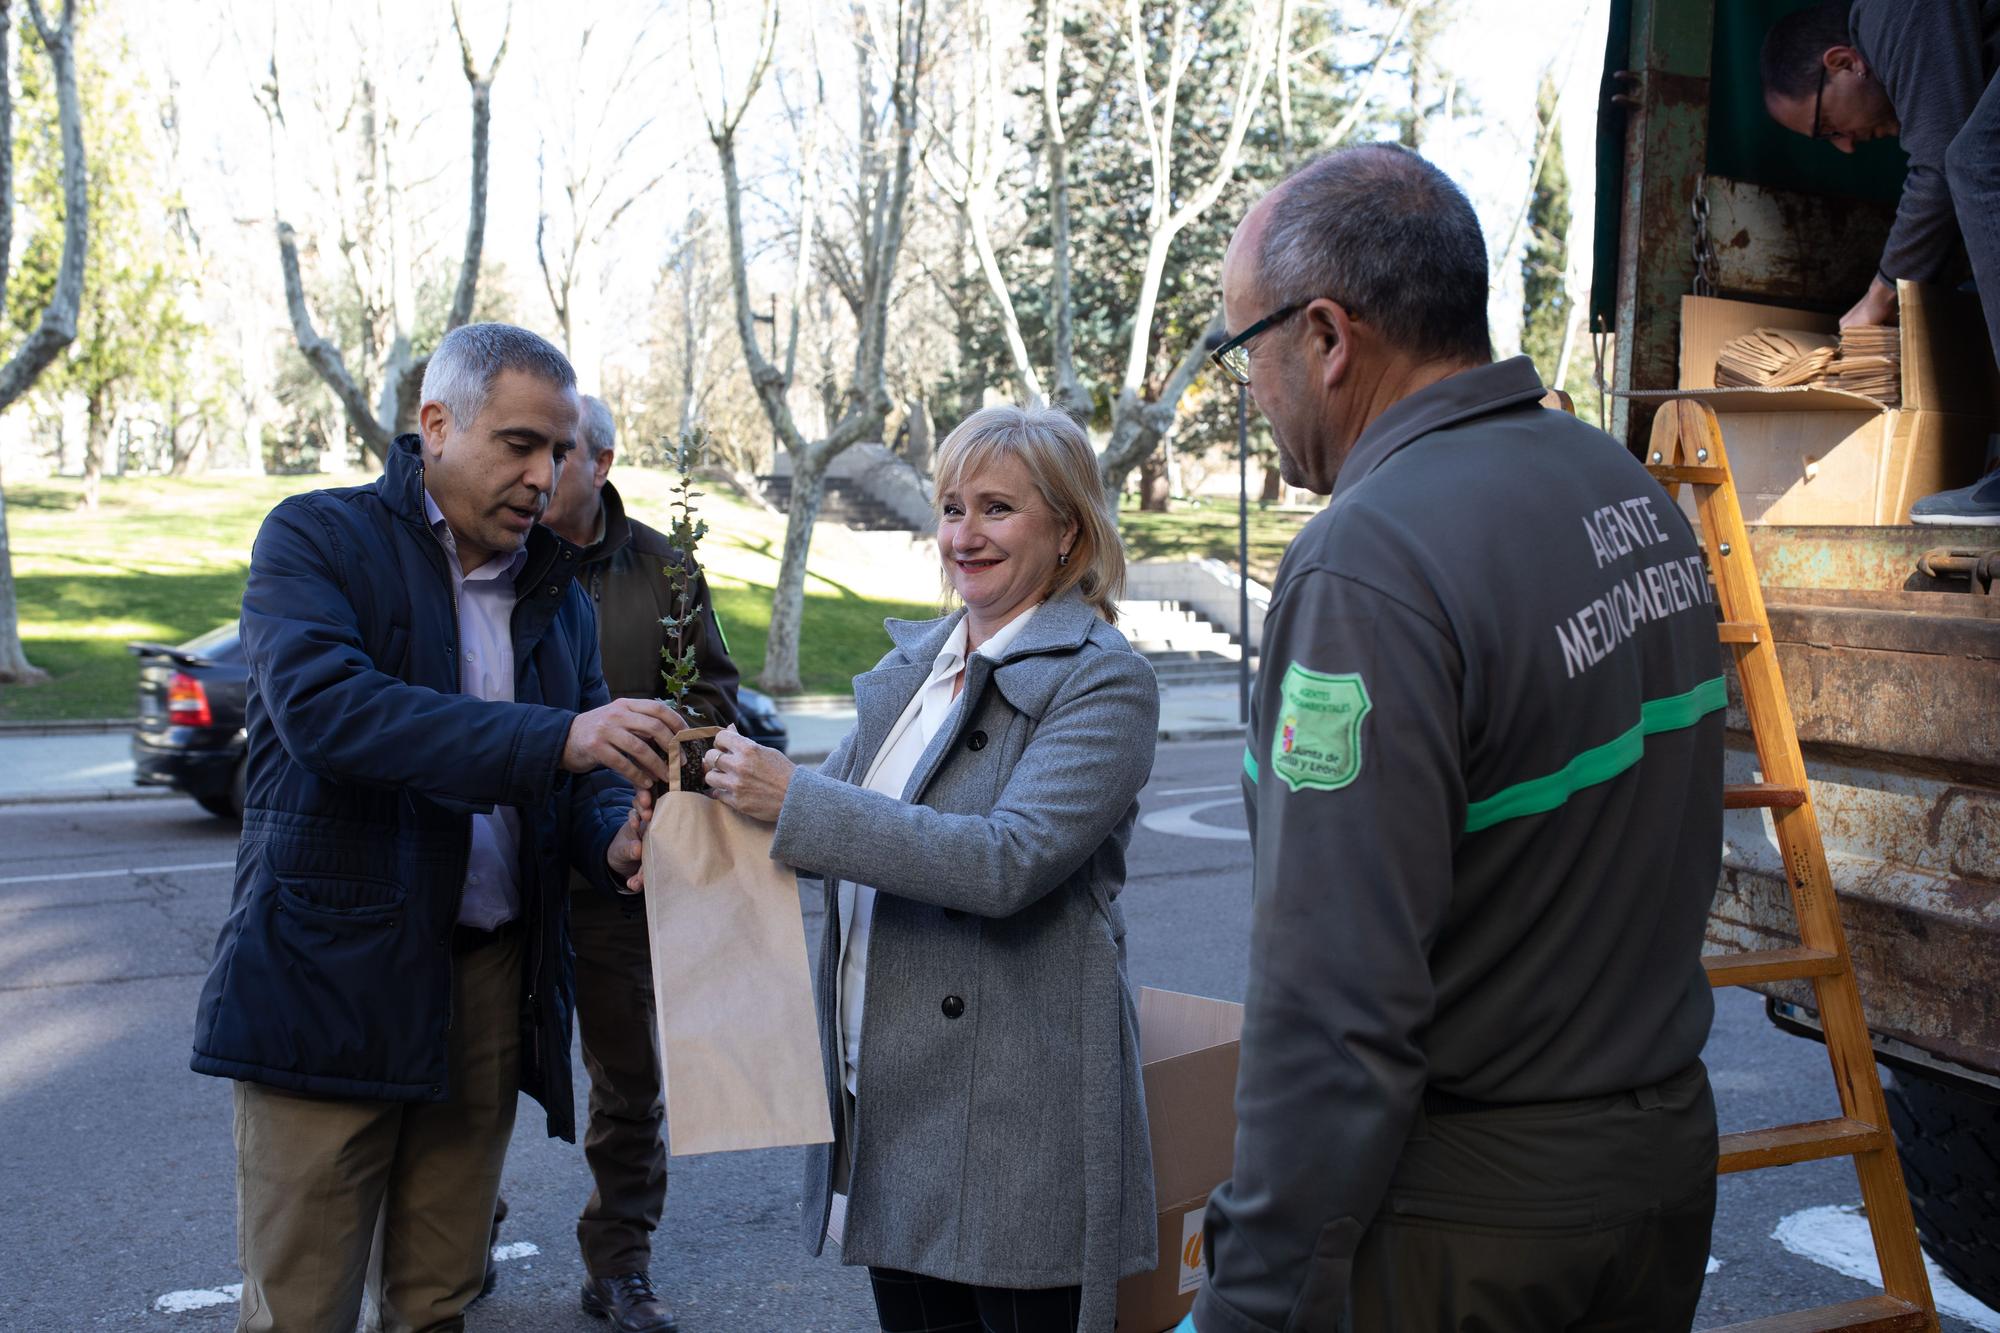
left=0, top=470, right=938, bottom=721
left=1116, top=496, right=1323, bottom=586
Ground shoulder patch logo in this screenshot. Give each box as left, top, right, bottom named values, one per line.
left=1271, top=662, right=1372, bottom=793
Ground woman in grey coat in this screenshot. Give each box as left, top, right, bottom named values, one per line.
left=704, top=404, right=1159, bottom=1333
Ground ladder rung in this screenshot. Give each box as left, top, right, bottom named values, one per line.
left=1704, top=947, right=1843, bottom=987
left=1725, top=783, right=1808, bottom=809
left=1647, top=463, right=1729, bottom=485
left=1719, top=1117, right=1886, bottom=1173
left=1718, top=619, right=1762, bottom=644
left=1704, top=1294, right=1930, bottom=1332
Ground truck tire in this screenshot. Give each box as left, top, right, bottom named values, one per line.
left=1883, top=1066, right=2000, bottom=1309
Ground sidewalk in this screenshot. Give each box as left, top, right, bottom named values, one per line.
left=0, top=686, right=1251, bottom=807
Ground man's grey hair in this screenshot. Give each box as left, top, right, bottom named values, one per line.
left=420, top=322, right=577, bottom=428
left=1256, top=144, right=1493, bottom=365
left=579, top=395, right=617, bottom=459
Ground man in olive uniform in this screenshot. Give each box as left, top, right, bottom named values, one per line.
left=1186, top=145, right=1725, bottom=1332
left=540, top=396, right=741, bottom=1333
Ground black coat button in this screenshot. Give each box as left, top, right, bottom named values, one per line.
left=967, top=731, right=988, bottom=752
left=942, top=995, right=965, bottom=1019
left=545, top=584, right=560, bottom=597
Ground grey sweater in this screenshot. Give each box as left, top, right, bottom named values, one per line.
left=1851, top=0, right=2000, bottom=282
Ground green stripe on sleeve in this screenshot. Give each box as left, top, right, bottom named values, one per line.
left=1463, top=676, right=1727, bottom=833
left=1243, top=747, right=1260, bottom=784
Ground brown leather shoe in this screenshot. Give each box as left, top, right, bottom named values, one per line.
left=581, top=1272, right=680, bottom=1333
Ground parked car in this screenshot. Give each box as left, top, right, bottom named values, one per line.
left=131, top=623, right=789, bottom=821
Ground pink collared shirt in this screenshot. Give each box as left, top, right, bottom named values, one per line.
left=424, top=488, right=528, bottom=930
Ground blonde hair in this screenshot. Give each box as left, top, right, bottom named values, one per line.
left=933, top=404, right=1125, bottom=625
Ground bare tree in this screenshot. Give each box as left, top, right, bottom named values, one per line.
left=0, top=0, right=88, bottom=686
left=702, top=0, right=926, bottom=694
left=1036, top=0, right=1276, bottom=502
left=262, top=1, right=510, bottom=466
left=921, top=2, right=1041, bottom=402
left=534, top=12, right=671, bottom=360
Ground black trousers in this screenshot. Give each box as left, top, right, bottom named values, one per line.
left=867, top=1268, right=1081, bottom=1333
left=1347, top=1060, right=1718, bottom=1333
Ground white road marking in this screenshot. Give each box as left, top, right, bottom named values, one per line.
left=155, top=1285, right=240, bottom=1313
left=1152, top=783, right=1239, bottom=798
left=1140, top=796, right=1250, bottom=842
left=1707, top=1255, right=1722, bottom=1274
left=154, top=1245, right=541, bottom=1316
left=1773, top=1204, right=2000, bottom=1331
left=0, top=860, right=234, bottom=887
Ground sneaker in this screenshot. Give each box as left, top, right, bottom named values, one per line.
left=581, top=1272, right=680, bottom=1333
left=1910, top=468, right=2000, bottom=525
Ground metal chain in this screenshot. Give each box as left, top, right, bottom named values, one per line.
left=1690, top=172, right=1718, bottom=298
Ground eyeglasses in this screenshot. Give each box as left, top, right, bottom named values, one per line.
left=1810, top=64, right=1830, bottom=141
left=1209, top=302, right=1307, bottom=385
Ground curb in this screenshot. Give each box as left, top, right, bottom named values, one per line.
left=0, top=717, right=135, bottom=736
left=1159, top=724, right=1248, bottom=744
left=0, top=787, right=179, bottom=807
left=0, top=732, right=1235, bottom=807
left=770, top=695, right=858, bottom=716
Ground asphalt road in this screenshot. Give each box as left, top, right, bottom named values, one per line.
left=1, top=737, right=1992, bottom=1331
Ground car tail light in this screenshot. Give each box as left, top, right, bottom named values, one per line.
left=166, top=672, right=213, bottom=727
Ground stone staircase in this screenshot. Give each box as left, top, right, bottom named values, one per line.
left=1119, top=598, right=1255, bottom=685
left=760, top=475, right=916, bottom=532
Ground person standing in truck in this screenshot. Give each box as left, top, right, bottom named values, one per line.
left=1761, top=0, right=2000, bottom=524
left=1183, top=144, right=1727, bottom=1333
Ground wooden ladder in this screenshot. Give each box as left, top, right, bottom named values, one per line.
left=1646, top=400, right=1938, bottom=1333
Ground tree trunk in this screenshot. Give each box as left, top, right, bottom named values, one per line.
left=905, top=397, right=934, bottom=475
left=1260, top=462, right=1283, bottom=504
left=759, top=460, right=827, bottom=695
left=82, top=386, right=107, bottom=511
left=1137, top=452, right=1171, bottom=512
left=0, top=473, right=46, bottom=685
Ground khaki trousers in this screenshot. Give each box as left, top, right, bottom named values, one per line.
left=233, top=930, right=523, bottom=1333
left=570, top=886, right=669, bottom=1277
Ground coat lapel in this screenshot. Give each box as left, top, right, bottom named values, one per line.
left=986, top=592, right=1099, bottom=721
left=835, top=606, right=959, bottom=783
left=846, top=663, right=930, bottom=784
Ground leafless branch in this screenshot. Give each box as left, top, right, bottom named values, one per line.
left=0, top=0, right=86, bottom=411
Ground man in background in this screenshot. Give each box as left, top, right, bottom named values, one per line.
left=539, top=396, right=741, bottom=1333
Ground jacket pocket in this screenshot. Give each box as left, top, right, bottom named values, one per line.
left=276, top=870, right=405, bottom=916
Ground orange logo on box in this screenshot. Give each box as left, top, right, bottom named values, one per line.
left=1178, top=1206, right=1208, bottom=1295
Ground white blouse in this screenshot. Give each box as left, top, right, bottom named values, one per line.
left=835, top=602, right=1040, bottom=1099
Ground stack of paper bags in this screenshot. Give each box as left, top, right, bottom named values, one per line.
left=1714, top=327, right=1838, bottom=387
left=1821, top=325, right=1901, bottom=407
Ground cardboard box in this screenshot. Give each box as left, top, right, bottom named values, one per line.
left=1115, top=988, right=1244, bottom=1333
left=1627, top=286, right=1997, bottom=525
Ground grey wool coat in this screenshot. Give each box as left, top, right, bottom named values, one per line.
left=769, top=589, right=1160, bottom=1332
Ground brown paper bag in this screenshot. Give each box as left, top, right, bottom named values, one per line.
left=640, top=726, right=833, bottom=1156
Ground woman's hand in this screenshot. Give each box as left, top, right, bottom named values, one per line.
left=703, top=725, right=796, bottom=823
left=606, top=786, right=655, bottom=894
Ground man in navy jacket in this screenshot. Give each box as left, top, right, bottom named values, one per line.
left=191, top=323, right=686, bottom=1332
